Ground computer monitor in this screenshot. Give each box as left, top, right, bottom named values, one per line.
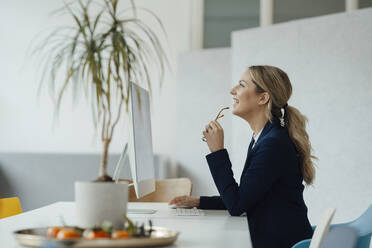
left=113, top=82, right=155, bottom=199
left=127, top=82, right=156, bottom=198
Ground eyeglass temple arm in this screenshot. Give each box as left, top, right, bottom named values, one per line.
left=215, top=107, right=230, bottom=120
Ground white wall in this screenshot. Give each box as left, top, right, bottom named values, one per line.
left=231, top=8, right=372, bottom=224
left=0, top=0, right=192, bottom=159
left=176, top=48, right=232, bottom=197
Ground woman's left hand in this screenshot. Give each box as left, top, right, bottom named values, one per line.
left=203, top=120, right=224, bottom=153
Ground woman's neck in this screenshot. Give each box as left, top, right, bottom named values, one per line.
left=244, top=111, right=269, bottom=137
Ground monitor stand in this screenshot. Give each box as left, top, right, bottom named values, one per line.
left=113, top=143, right=157, bottom=215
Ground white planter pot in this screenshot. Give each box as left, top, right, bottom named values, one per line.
left=75, top=181, right=128, bottom=229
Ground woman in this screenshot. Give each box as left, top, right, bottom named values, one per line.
left=169, top=65, right=316, bottom=248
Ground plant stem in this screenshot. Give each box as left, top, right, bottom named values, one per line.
left=99, top=138, right=111, bottom=180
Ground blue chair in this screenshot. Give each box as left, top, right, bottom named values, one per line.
left=292, top=204, right=372, bottom=248
left=320, top=226, right=358, bottom=248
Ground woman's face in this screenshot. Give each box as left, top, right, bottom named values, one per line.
left=230, top=71, right=266, bottom=118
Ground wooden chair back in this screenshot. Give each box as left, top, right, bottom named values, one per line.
left=119, top=178, right=192, bottom=202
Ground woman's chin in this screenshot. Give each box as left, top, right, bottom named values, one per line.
left=231, top=107, right=239, bottom=116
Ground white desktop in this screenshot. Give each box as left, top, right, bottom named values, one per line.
left=127, top=82, right=156, bottom=198
left=113, top=82, right=156, bottom=214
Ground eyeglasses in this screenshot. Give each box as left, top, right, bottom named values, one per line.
left=202, top=107, right=229, bottom=142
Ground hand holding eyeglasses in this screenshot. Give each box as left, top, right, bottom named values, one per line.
left=202, top=107, right=229, bottom=153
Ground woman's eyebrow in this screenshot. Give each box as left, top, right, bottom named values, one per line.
left=239, top=80, right=249, bottom=85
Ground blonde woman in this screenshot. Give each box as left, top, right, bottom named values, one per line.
left=169, top=65, right=316, bottom=248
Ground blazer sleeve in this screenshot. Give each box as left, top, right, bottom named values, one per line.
left=205, top=138, right=287, bottom=216
left=199, top=196, right=226, bottom=210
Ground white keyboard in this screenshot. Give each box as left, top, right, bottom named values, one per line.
left=173, top=207, right=205, bottom=216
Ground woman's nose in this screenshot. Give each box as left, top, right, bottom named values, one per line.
left=230, top=86, right=237, bottom=95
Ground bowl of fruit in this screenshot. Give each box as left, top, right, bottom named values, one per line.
left=14, top=216, right=179, bottom=247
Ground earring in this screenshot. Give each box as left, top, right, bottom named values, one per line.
left=280, top=108, right=285, bottom=127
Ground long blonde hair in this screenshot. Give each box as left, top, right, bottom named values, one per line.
left=248, top=65, right=316, bottom=185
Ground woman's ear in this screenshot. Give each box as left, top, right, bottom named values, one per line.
left=258, top=92, right=270, bottom=105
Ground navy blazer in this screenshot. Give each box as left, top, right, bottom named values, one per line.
left=199, top=118, right=313, bottom=248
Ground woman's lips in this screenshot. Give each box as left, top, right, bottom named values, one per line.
left=232, top=99, right=239, bottom=108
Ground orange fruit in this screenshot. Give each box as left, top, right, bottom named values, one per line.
left=56, top=228, right=80, bottom=239
left=46, top=227, right=62, bottom=238
left=112, top=230, right=131, bottom=239
left=83, top=230, right=110, bottom=239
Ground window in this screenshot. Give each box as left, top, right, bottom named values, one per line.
left=203, top=0, right=372, bottom=48
left=203, top=0, right=260, bottom=48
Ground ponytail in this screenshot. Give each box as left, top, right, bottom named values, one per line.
left=285, top=105, right=316, bottom=185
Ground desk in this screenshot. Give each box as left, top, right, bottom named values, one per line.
left=0, top=202, right=252, bottom=248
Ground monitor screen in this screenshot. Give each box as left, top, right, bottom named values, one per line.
left=128, top=82, right=155, bottom=198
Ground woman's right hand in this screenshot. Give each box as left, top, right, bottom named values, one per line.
left=168, top=195, right=200, bottom=208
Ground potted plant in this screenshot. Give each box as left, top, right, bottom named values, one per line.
left=33, top=0, right=168, bottom=228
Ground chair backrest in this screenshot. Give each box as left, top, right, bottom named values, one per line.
left=320, top=226, right=358, bottom=248
left=292, top=205, right=372, bottom=248
left=309, top=208, right=336, bottom=248
left=0, top=197, right=22, bottom=219
left=345, top=204, right=372, bottom=248
left=349, top=204, right=372, bottom=236
left=120, top=178, right=192, bottom=202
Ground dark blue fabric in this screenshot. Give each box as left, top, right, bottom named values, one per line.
left=199, top=118, right=313, bottom=248
left=248, top=136, right=255, bottom=153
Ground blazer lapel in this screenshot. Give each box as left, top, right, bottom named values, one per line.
left=241, top=119, right=278, bottom=175
left=249, top=119, right=278, bottom=155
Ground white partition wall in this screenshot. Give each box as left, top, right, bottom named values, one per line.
left=0, top=0, right=192, bottom=157
left=231, top=8, right=372, bottom=224
left=176, top=49, right=232, bottom=197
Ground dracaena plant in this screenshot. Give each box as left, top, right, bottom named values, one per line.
left=33, top=0, right=169, bottom=181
